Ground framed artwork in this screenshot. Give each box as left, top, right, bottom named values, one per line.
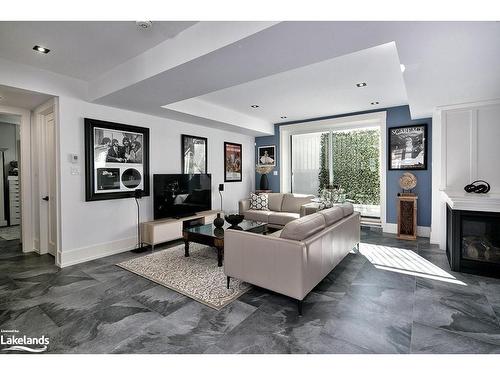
left=388, top=124, right=427, bottom=170
left=257, top=145, right=276, bottom=166
left=182, top=134, right=207, bottom=174
left=84, top=118, right=150, bottom=201
left=224, top=142, right=242, bottom=182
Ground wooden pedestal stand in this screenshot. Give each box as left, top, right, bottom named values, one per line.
left=397, top=193, right=418, bottom=240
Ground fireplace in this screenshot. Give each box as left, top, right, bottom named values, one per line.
left=447, top=204, right=500, bottom=277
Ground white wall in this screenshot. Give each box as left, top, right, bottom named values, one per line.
left=430, top=99, right=500, bottom=248
left=57, top=96, right=255, bottom=266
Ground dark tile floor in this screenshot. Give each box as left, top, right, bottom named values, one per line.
left=1, top=228, right=500, bottom=354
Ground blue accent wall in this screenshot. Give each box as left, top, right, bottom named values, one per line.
left=255, top=105, right=432, bottom=227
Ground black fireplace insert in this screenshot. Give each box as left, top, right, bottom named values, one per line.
left=447, top=204, right=500, bottom=278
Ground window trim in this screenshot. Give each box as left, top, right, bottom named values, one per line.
left=280, top=111, right=387, bottom=228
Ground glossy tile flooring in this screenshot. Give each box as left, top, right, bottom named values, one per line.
left=1, top=228, right=500, bottom=354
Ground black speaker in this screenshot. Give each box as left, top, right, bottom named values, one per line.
left=134, top=189, right=144, bottom=199
left=218, top=184, right=224, bottom=192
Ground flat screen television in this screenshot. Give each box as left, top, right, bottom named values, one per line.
left=153, top=174, right=212, bottom=220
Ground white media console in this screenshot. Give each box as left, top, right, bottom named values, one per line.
left=140, top=210, right=220, bottom=250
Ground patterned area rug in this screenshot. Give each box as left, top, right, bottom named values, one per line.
left=0, top=225, right=20, bottom=240
left=117, top=243, right=251, bottom=310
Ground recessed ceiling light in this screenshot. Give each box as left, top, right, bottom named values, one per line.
left=400, top=64, right=406, bottom=73
left=280, top=116, right=287, bottom=119
left=356, top=82, right=367, bottom=88
left=33, top=45, right=50, bottom=54
left=371, top=101, right=380, bottom=105
left=250, top=105, right=259, bottom=108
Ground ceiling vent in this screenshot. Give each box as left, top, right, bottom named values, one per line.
left=136, top=21, right=153, bottom=30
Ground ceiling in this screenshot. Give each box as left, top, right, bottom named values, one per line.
left=0, top=21, right=499, bottom=135
left=166, top=42, right=408, bottom=123
left=0, top=21, right=197, bottom=80
left=0, top=84, right=53, bottom=110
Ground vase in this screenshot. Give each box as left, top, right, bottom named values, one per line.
left=213, top=213, right=224, bottom=228
left=259, top=173, right=269, bottom=190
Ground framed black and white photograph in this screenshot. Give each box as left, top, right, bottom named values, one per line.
left=224, top=142, right=242, bottom=182
left=258, top=145, right=276, bottom=166
left=389, top=124, right=427, bottom=170
left=85, top=118, right=150, bottom=201
left=182, top=134, right=207, bottom=174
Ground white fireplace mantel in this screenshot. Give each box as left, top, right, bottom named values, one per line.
left=443, top=190, right=500, bottom=213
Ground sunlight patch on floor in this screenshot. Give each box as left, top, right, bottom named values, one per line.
left=359, top=243, right=467, bottom=285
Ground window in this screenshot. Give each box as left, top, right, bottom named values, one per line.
left=291, top=127, right=381, bottom=218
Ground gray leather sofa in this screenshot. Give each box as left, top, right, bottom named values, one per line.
left=225, top=203, right=360, bottom=315
left=239, top=193, right=316, bottom=228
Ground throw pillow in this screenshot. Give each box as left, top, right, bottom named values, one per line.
left=249, top=193, right=269, bottom=211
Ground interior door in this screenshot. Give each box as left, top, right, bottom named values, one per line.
left=39, top=111, right=57, bottom=256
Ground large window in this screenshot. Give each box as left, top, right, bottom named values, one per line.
left=291, top=127, right=381, bottom=217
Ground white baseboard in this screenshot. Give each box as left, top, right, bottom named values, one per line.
left=382, top=223, right=431, bottom=238
left=58, top=236, right=137, bottom=268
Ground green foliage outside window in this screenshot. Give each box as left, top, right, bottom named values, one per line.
left=318, top=129, right=380, bottom=205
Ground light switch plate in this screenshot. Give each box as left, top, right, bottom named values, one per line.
left=70, top=167, right=80, bottom=175
left=273, top=171, right=278, bottom=175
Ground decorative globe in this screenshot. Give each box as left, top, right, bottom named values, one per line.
left=399, top=172, right=417, bottom=191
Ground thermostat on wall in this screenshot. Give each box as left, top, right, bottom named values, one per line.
left=70, top=154, right=79, bottom=164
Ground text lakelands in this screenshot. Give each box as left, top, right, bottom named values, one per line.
left=1, top=334, right=50, bottom=345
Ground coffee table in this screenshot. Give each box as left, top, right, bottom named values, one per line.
left=183, top=220, right=267, bottom=267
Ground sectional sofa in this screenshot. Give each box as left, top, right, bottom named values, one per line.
left=225, top=203, right=360, bottom=314
left=238, top=193, right=316, bottom=228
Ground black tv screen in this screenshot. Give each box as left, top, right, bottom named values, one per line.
left=153, top=174, right=212, bottom=219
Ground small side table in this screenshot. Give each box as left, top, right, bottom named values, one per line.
left=397, top=194, right=418, bottom=240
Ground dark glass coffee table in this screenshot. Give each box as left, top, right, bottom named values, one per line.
left=183, top=220, right=267, bottom=267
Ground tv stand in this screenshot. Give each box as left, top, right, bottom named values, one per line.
left=141, top=210, right=220, bottom=251
left=174, top=212, right=198, bottom=220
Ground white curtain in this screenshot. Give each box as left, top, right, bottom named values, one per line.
left=291, top=132, right=323, bottom=195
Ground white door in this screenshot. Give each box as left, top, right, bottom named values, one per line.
left=39, top=111, right=57, bottom=256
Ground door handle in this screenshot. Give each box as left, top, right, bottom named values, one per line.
left=42, top=196, right=49, bottom=201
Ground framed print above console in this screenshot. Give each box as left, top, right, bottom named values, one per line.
left=258, top=145, right=276, bottom=166
left=182, top=134, right=208, bottom=174
left=224, top=142, right=242, bottom=182
left=84, top=118, right=150, bottom=201
left=389, top=124, right=427, bottom=170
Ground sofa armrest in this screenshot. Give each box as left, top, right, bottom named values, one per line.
left=239, top=198, right=250, bottom=214
left=224, top=230, right=307, bottom=300
left=300, top=202, right=321, bottom=217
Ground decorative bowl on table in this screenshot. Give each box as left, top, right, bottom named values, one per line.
left=225, top=213, right=244, bottom=228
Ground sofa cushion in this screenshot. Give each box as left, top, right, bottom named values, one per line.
left=320, top=206, right=344, bottom=226
left=249, top=193, right=269, bottom=211
left=281, top=193, right=315, bottom=214
left=268, top=212, right=300, bottom=226
left=267, top=193, right=284, bottom=212
left=280, top=212, right=326, bottom=241
left=335, top=203, right=354, bottom=217
left=244, top=209, right=272, bottom=222
left=267, top=229, right=283, bottom=238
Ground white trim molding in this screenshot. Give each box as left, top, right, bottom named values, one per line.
left=279, top=111, right=388, bottom=230
left=383, top=223, right=431, bottom=238
left=431, top=98, right=500, bottom=249
left=58, top=236, right=136, bottom=268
